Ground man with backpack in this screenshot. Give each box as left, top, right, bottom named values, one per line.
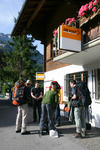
left=12, top=80, right=30, bottom=135
left=70, top=80, right=86, bottom=138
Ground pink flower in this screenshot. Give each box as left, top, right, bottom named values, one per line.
left=92, top=6, right=97, bottom=12
left=81, top=12, right=85, bottom=16
left=62, top=22, right=65, bottom=25
left=93, top=0, right=99, bottom=6
left=78, top=4, right=89, bottom=17
left=71, top=18, right=76, bottom=22
left=88, top=1, right=93, bottom=10
left=84, top=4, right=89, bottom=11
left=78, top=0, right=99, bottom=18
left=65, top=18, right=71, bottom=24
left=65, top=18, right=76, bottom=26
left=68, top=21, right=72, bottom=25
left=53, top=29, right=58, bottom=37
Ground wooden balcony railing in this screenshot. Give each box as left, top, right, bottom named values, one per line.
left=53, top=49, right=66, bottom=57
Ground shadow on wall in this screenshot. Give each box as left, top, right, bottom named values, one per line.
left=93, top=114, right=100, bottom=128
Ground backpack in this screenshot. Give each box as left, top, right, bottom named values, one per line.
left=12, top=80, right=25, bottom=106
left=76, top=81, right=92, bottom=107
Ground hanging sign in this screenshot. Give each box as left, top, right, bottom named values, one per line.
left=58, top=25, right=81, bottom=52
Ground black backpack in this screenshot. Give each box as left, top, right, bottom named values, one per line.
left=76, top=81, right=92, bottom=107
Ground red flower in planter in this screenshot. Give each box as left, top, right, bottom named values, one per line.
left=53, top=29, right=58, bottom=37
left=92, top=6, right=97, bottom=11
left=88, top=1, right=93, bottom=10
left=65, top=18, right=76, bottom=27
left=93, top=0, right=99, bottom=6
left=78, top=0, right=100, bottom=18
left=78, top=4, right=89, bottom=17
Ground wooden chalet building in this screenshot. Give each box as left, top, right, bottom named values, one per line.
left=12, top=0, right=100, bottom=128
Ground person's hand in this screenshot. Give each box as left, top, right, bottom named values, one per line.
left=36, top=97, right=40, bottom=101
left=34, top=96, right=37, bottom=100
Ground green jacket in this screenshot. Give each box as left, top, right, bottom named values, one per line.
left=42, top=90, right=58, bottom=109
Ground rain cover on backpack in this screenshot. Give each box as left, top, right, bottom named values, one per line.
left=76, top=81, right=92, bottom=107
left=12, top=80, right=25, bottom=106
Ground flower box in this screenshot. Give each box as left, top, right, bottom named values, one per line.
left=79, top=6, right=100, bottom=27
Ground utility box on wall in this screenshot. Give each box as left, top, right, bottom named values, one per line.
left=57, top=25, right=81, bottom=52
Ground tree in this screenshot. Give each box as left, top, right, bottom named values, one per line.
left=2, top=35, right=37, bottom=85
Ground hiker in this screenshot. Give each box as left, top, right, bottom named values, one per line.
left=13, top=80, right=30, bottom=135
left=40, top=82, right=58, bottom=135
left=51, top=81, right=61, bottom=127
left=31, top=81, right=43, bottom=122
left=70, top=80, right=86, bottom=138
left=25, top=80, right=32, bottom=107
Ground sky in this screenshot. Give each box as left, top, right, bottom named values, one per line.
left=0, top=0, right=43, bottom=54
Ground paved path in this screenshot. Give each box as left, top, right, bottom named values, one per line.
left=0, top=98, right=100, bottom=150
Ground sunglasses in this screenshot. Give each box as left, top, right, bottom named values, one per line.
left=27, top=83, right=31, bottom=85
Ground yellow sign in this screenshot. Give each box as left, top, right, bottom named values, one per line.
left=57, top=25, right=81, bottom=52
left=36, top=73, right=44, bottom=80
left=61, top=25, right=81, bottom=41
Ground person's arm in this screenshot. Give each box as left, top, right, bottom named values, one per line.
left=72, top=87, right=77, bottom=100
left=37, top=91, right=43, bottom=100
left=31, top=89, right=37, bottom=99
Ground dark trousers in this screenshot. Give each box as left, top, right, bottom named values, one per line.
left=33, top=100, right=41, bottom=121
left=56, top=102, right=60, bottom=124
left=40, top=104, right=55, bottom=131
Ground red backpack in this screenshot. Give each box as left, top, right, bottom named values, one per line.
left=12, top=80, right=25, bottom=106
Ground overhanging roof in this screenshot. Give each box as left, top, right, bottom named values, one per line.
left=53, top=37, right=100, bottom=65
left=11, top=0, right=86, bottom=43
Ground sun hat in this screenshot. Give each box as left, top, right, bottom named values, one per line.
left=26, top=80, right=32, bottom=84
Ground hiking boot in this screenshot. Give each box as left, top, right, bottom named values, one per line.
left=39, top=130, right=43, bottom=136
left=81, top=131, right=86, bottom=137
left=55, top=123, right=60, bottom=127
left=74, top=132, right=81, bottom=138
left=21, top=131, right=30, bottom=135
left=16, top=129, right=21, bottom=133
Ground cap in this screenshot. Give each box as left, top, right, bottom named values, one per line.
left=26, top=80, right=32, bottom=85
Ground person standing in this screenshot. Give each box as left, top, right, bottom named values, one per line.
left=51, top=81, right=61, bottom=127
left=31, top=81, right=43, bottom=122
left=40, top=82, right=58, bottom=135
left=70, top=80, right=86, bottom=138
left=25, top=80, right=32, bottom=107
left=14, top=80, right=30, bottom=135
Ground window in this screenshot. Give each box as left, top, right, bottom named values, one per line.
left=95, top=69, right=100, bottom=100
left=64, top=71, right=88, bottom=98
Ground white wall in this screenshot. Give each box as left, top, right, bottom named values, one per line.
left=44, top=64, right=100, bottom=128
left=44, top=64, right=85, bottom=100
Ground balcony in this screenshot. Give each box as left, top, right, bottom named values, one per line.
left=53, top=7, right=100, bottom=65
left=53, top=37, right=100, bottom=65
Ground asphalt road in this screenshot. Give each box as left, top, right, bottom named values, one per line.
left=0, top=98, right=100, bottom=150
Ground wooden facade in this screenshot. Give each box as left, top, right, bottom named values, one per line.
left=11, top=0, right=100, bottom=73
left=44, top=43, right=69, bottom=72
